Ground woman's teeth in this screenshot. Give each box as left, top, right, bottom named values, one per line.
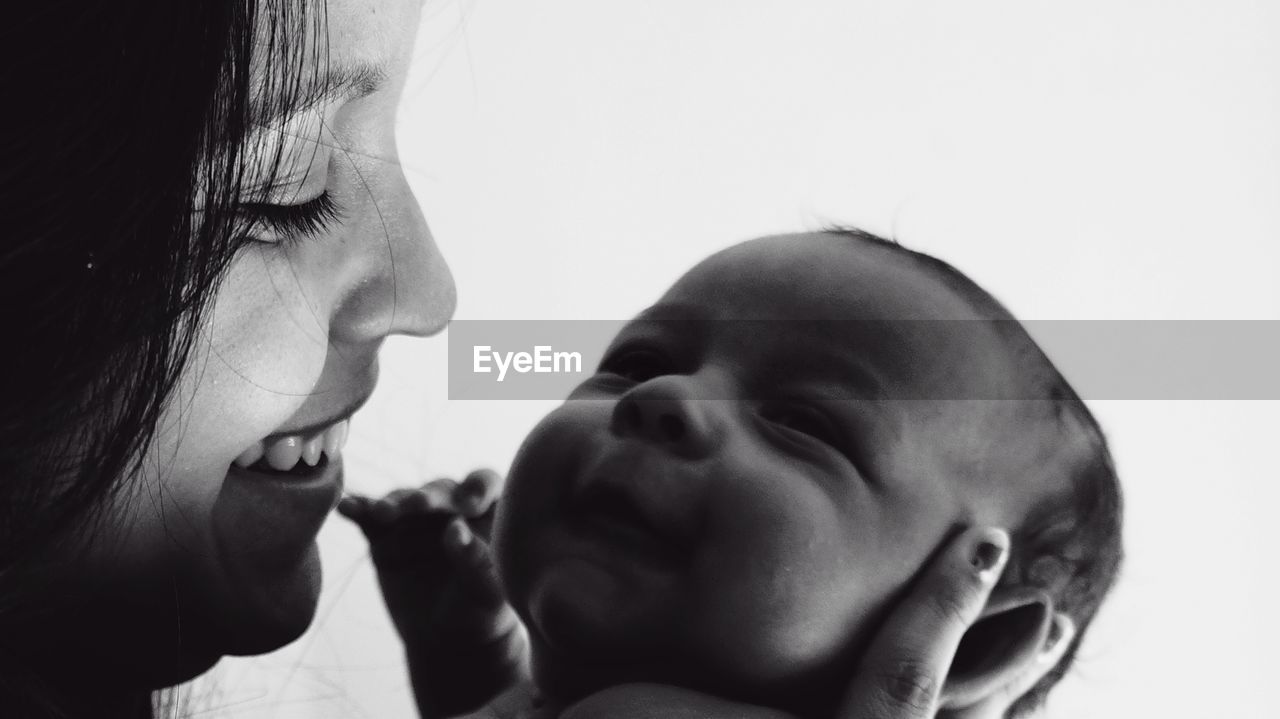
left=232, top=419, right=350, bottom=471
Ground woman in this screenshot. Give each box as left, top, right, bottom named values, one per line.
left=1, top=0, right=1022, bottom=716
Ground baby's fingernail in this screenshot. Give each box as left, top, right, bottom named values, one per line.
left=458, top=484, right=490, bottom=515
left=443, top=520, right=472, bottom=549
left=969, top=528, right=1010, bottom=580
left=460, top=478, right=485, bottom=499
left=336, top=496, right=363, bottom=517
left=370, top=499, right=399, bottom=523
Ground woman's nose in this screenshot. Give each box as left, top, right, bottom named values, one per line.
left=610, top=376, right=717, bottom=458
left=330, top=169, right=456, bottom=344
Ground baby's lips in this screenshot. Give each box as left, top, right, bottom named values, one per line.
left=574, top=447, right=705, bottom=553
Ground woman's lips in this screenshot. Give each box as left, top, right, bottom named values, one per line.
left=231, top=380, right=373, bottom=475
left=211, top=457, right=343, bottom=644
left=217, top=405, right=357, bottom=563
left=216, top=414, right=349, bottom=557
left=217, top=453, right=344, bottom=570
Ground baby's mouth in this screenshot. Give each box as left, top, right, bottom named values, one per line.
left=569, top=481, right=687, bottom=564
left=231, top=419, right=350, bottom=478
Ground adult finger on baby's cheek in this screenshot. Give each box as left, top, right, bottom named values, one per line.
left=930, top=525, right=1009, bottom=626
left=838, top=526, right=1009, bottom=719
left=457, top=468, right=502, bottom=517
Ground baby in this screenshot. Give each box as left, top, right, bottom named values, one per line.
left=340, top=229, right=1123, bottom=718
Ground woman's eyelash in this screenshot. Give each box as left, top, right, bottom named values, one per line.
left=238, top=191, right=344, bottom=244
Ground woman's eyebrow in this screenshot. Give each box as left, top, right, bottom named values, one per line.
left=250, top=61, right=388, bottom=127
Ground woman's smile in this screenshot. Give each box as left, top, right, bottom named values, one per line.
left=233, top=416, right=352, bottom=473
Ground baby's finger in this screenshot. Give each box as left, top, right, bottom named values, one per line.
left=364, top=480, right=464, bottom=523
left=337, top=494, right=370, bottom=518
left=837, top=526, right=1009, bottom=719
left=417, top=477, right=462, bottom=511
left=441, top=517, right=507, bottom=611
left=455, top=468, right=503, bottom=518
left=336, top=494, right=372, bottom=522
left=366, top=487, right=432, bottom=524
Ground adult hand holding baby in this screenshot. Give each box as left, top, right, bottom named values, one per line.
left=838, top=526, right=1045, bottom=719
left=558, top=527, right=1030, bottom=719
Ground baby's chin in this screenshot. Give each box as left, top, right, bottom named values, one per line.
left=514, top=564, right=686, bottom=698
left=518, top=568, right=853, bottom=715
left=522, top=560, right=664, bottom=656
left=527, top=629, right=852, bottom=719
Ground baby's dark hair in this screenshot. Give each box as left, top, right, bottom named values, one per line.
left=823, top=228, right=1124, bottom=718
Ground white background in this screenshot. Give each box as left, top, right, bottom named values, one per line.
left=198, top=1, right=1280, bottom=717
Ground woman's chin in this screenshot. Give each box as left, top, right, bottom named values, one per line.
left=121, top=542, right=324, bottom=688
left=205, top=460, right=342, bottom=654
left=91, top=544, right=323, bottom=690
left=213, top=542, right=324, bottom=656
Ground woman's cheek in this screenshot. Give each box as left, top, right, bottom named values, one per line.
left=146, top=249, right=333, bottom=504
left=208, top=249, right=332, bottom=391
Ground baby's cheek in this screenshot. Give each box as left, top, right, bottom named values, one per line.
left=493, top=412, right=584, bottom=592
left=688, top=527, right=865, bottom=680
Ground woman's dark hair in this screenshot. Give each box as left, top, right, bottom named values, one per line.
left=2, top=1, right=326, bottom=714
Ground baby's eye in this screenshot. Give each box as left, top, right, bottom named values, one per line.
left=761, top=403, right=842, bottom=448
left=598, top=347, right=670, bottom=384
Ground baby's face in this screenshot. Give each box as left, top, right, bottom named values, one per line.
left=494, top=233, right=1059, bottom=707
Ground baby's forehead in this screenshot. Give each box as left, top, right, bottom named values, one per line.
left=654, top=233, right=1022, bottom=400
left=665, top=233, right=985, bottom=323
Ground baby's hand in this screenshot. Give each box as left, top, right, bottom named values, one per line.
left=339, top=469, right=527, bottom=718
left=338, top=469, right=506, bottom=641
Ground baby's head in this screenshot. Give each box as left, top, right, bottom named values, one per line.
left=493, top=230, right=1123, bottom=717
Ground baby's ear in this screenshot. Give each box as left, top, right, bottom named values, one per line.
left=939, top=586, right=1075, bottom=711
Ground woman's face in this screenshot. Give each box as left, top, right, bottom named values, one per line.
left=57, top=0, right=453, bottom=686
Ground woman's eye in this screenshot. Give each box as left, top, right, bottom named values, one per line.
left=762, top=404, right=841, bottom=447
left=598, top=348, right=670, bottom=383
left=237, top=190, right=344, bottom=245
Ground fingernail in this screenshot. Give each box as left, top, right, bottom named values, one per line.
left=462, top=479, right=488, bottom=502
left=969, top=528, right=1010, bottom=579
left=1043, top=616, right=1064, bottom=654
left=459, top=484, right=483, bottom=507
left=443, top=520, right=471, bottom=549
left=370, top=499, right=396, bottom=523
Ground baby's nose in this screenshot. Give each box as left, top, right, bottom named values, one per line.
left=610, top=376, right=716, bottom=458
